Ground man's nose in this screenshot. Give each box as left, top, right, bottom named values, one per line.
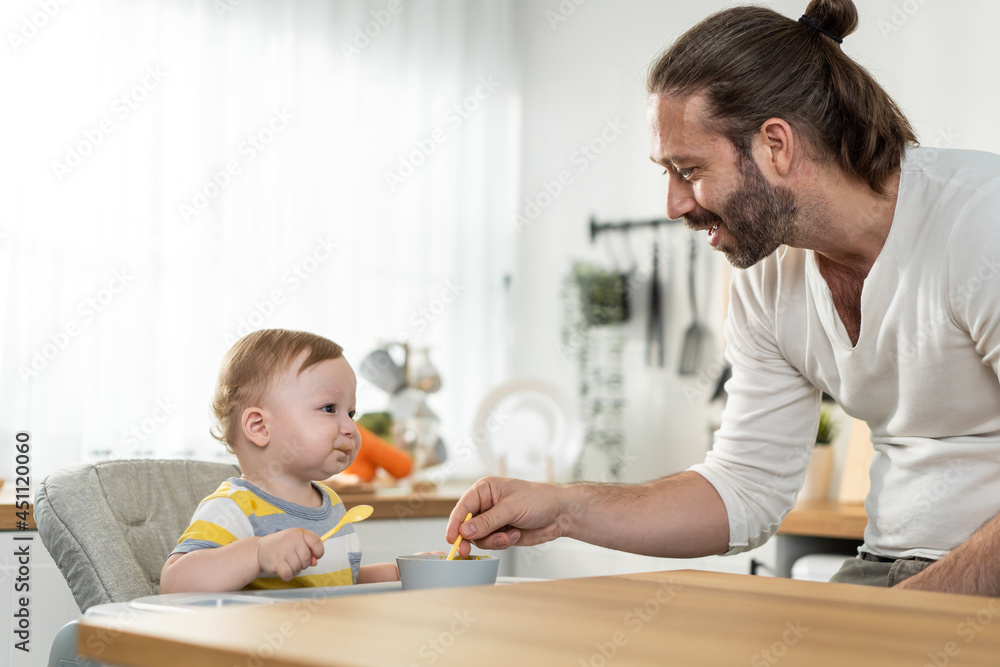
left=665, top=174, right=696, bottom=220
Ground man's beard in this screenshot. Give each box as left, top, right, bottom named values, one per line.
left=684, top=154, right=798, bottom=269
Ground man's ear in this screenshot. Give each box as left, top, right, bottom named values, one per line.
left=242, top=407, right=270, bottom=448
left=755, top=117, right=795, bottom=178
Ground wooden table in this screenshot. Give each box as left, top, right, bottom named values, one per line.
left=77, top=569, right=1000, bottom=666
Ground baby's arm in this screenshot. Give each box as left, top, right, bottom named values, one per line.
left=357, top=562, right=400, bottom=583
left=160, top=528, right=324, bottom=593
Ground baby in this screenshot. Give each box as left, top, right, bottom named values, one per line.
left=160, top=329, right=399, bottom=592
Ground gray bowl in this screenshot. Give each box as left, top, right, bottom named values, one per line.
left=396, top=554, right=501, bottom=590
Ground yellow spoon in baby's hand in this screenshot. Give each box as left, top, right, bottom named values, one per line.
left=447, top=512, right=473, bottom=560
left=321, top=505, right=374, bottom=542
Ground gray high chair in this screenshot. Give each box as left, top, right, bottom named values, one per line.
left=34, top=459, right=240, bottom=666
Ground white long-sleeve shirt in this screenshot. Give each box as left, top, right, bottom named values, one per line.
left=691, top=147, right=1000, bottom=560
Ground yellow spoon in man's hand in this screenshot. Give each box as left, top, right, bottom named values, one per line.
left=447, top=512, right=473, bottom=560
left=320, top=505, right=374, bottom=542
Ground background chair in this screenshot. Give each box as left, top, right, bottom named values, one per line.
left=35, top=459, right=239, bottom=612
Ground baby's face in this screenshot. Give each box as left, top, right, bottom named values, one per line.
left=263, top=353, right=361, bottom=481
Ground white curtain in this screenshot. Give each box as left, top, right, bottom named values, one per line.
left=0, top=0, right=516, bottom=480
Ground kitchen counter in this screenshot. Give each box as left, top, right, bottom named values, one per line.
left=0, top=480, right=466, bottom=531
left=342, top=489, right=871, bottom=539
left=0, top=481, right=36, bottom=530
left=337, top=484, right=464, bottom=520
left=777, top=500, right=867, bottom=540
left=2, top=480, right=866, bottom=536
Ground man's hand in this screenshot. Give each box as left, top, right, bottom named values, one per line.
left=257, top=528, right=324, bottom=581
left=446, top=477, right=569, bottom=556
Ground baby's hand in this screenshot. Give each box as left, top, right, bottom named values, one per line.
left=257, top=528, right=324, bottom=581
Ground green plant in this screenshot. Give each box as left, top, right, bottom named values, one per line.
left=816, top=406, right=838, bottom=445
left=560, top=263, right=628, bottom=481
left=572, top=262, right=629, bottom=326
left=358, top=411, right=393, bottom=441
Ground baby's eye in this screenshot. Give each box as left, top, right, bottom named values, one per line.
left=348, top=410, right=356, bottom=419
left=321, top=404, right=336, bottom=414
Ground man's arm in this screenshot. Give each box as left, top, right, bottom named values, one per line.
left=894, top=511, right=1000, bottom=596
left=446, top=471, right=730, bottom=558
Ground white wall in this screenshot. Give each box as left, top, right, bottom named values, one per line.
left=505, top=0, right=1000, bottom=484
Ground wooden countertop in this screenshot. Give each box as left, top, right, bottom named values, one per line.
left=778, top=500, right=867, bottom=540
left=2, top=481, right=867, bottom=538
left=77, top=569, right=1000, bottom=666
left=0, top=481, right=36, bottom=530
left=0, top=481, right=462, bottom=531
left=337, top=487, right=462, bottom=520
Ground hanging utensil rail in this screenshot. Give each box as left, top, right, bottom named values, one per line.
left=588, top=215, right=683, bottom=243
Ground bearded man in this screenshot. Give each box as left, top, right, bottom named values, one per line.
left=448, top=0, right=1000, bottom=596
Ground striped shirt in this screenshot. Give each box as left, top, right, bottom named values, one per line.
left=171, top=478, right=362, bottom=589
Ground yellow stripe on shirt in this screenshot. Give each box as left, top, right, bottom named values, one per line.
left=316, top=482, right=344, bottom=508
left=201, top=480, right=233, bottom=501
left=202, top=482, right=284, bottom=518
left=176, top=519, right=238, bottom=547
left=244, top=567, right=355, bottom=590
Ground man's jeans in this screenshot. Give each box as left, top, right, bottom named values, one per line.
left=828, top=551, right=935, bottom=587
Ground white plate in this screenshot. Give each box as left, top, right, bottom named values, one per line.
left=472, top=378, right=582, bottom=482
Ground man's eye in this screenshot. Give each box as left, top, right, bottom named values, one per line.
left=663, top=167, right=694, bottom=181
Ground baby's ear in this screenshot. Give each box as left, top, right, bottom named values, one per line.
left=242, top=407, right=270, bottom=447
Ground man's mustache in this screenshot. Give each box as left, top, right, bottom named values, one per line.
left=683, top=208, right=724, bottom=230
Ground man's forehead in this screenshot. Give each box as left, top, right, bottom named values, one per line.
left=647, top=92, right=726, bottom=163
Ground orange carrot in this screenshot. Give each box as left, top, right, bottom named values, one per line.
left=356, top=424, right=413, bottom=479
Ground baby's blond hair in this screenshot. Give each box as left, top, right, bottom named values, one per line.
left=211, top=329, right=344, bottom=452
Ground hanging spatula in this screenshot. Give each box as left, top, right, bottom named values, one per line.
left=678, top=235, right=707, bottom=375
left=646, top=241, right=665, bottom=367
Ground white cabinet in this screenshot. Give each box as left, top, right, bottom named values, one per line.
left=509, top=536, right=779, bottom=581
left=0, top=531, right=80, bottom=667
left=356, top=518, right=782, bottom=582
